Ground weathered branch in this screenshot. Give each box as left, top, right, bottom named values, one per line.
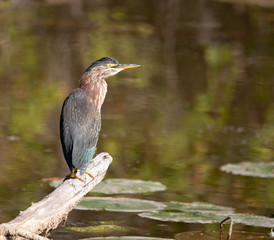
left=0, top=152, right=113, bottom=240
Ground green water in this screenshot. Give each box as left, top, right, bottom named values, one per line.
left=0, top=0, right=273, bottom=239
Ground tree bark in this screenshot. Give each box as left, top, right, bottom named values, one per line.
left=0, top=152, right=113, bottom=240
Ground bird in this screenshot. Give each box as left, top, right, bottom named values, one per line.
left=60, top=57, right=140, bottom=181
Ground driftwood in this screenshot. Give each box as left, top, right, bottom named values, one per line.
left=0, top=152, right=113, bottom=240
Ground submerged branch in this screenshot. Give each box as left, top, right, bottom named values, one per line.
left=0, top=152, right=113, bottom=240
left=220, top=216, right=233, bottom=240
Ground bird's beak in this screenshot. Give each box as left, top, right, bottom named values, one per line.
left=113, top=64, right=140, bottom=70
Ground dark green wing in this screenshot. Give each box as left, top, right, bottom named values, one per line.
left=60, top=88, right=101, bottom=173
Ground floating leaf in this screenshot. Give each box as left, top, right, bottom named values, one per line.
left=164, top=201, right=274, bottom=227
left=220, top=162, right=274, bottom=178
left=49, top=179, right=62, bottom=188
left=67, top=225, right=129, bottom=233
left=80, top=237, right=173, bottom=240
left=49, top=178, right=166, bottom=194
left=232, top=213, right=274, bottom=228
left=175, top=230, right=272, bottom=240
left=138, top=211, right=226, bottom=224
left=76, top=197, right=166, bottom=212
left=139, top=211, right=274, bottom=228
left=92, top=178, right=167, bottom=194
left=165, top=201, right=234, bottom=214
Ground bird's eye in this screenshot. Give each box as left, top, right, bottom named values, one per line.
left=107, top=63, right=117, bottom=68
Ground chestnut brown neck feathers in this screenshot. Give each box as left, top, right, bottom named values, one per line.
left=79, top=67, right=108, bottom=112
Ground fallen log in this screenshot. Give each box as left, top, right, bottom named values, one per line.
left=0, top=152, right=113, bottom=240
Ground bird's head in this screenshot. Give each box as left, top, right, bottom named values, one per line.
left=84, top=57, right=140, bottom=79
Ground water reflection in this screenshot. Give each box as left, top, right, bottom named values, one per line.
left=0, top=0, right=273, bottom=238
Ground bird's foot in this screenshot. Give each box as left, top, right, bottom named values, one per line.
left=76, top=169, right=94, bottom=179
left=64, top=169, right=84, bottom=182
left=64, top=168, right=93, bottom=182
left=64, top=173, right=84, bottom=182
left=84, top=170, right=94, bottom=179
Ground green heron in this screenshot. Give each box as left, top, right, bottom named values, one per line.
left=60, top=57, right=140, bottom=181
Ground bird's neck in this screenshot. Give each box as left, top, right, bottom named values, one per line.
left=79, top=71, right=108, bottom=112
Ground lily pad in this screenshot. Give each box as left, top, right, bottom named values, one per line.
left=138, top=211, right=226, bottom=224
left=76, top=197, right=166, bottom=212
left=232, top=213, right=274, bottom=228
left=49, top=178, right=166, bottom=194
left=92, top=178, right=167, bottom=194
left=163, top=201, right=274, bottom=228
left=165, top=201, right=234, bottom=214
left=49, top=179, right=62, bottom=188
left=138, top=211, right=274, bottom=228
left=67, top=225, right=129, bottom=233
left=220, top=162, right=274, bottom=178
left=80, top=237, right=173, bottom=240
left=175, top=230, right=272, bottom=240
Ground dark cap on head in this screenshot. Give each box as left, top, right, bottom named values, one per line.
left=85, top=57, right=119, bottom=72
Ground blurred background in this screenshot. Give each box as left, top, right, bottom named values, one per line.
left=0, top=0, right=274, bottom=239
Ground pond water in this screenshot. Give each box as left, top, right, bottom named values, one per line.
left=0, top=0, right=273, bottom=239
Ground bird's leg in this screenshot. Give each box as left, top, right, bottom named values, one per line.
left=84, top=170, right=94, bottom=178
left=64, top=168, right=84, bottom=182
left=76, top=169, right=94, bottom=179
